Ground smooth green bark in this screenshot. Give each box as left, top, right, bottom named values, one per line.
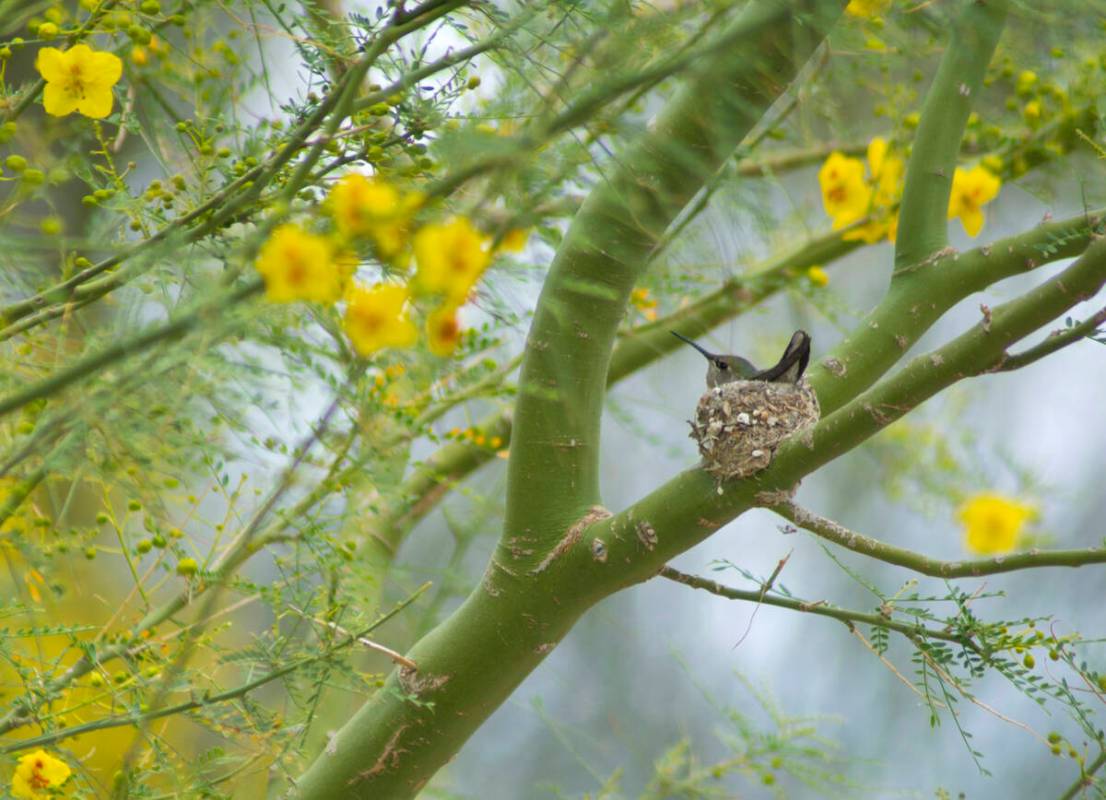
left=294, top=2, right=1106, bottom=797
left=503, top=0, right=847, bottom=548
left=294, top=2, right=847, bottom=796
left=893, top=0, right=1008, bottom=270
left=804, top=0, right=1008, bottom=415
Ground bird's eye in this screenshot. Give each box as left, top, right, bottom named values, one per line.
left=715, top=360, right=728, bottom=370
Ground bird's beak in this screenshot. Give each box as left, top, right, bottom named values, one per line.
left=670, top=331, right=716, bottom=360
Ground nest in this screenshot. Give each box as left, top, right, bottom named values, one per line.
left=689, top=379, right=820, bottom=480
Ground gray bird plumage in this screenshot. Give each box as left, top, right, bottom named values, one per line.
left=671, top=330, right=811, bottom=388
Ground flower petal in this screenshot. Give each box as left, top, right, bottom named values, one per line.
left=76, top=86, right=115, bottom=119
left=42, top=82, right=79, bottom=116
left=85, top=50, right=124, bottom=89
left=34, top=47, right=68, bottom=83
left=960, top=207, right=984, bottom=238
left=867, top=136, right=888, bottom=176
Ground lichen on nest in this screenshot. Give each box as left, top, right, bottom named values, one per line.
left=689, top=379, right=820, bottom=480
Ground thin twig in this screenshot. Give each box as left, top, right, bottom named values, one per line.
left=287, top=606, right=417, bottom=669
left=775, top=502, right=1106, bottom=579
left=998, top=305, right=1106, bottom=372
left=658, top=566, right=978, bottom=650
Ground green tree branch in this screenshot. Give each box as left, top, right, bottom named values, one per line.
left=503, top=0, right=846, bottom=546
left=894, top=0, right=1007, bottom=270
left=658, top=566, right=979, bottom=650
left=776, top=502, right=1106, bottom=579
left=291, top=4, right=848, bottom=797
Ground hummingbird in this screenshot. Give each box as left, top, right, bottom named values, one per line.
left=671, top=330, right=811, bottom=389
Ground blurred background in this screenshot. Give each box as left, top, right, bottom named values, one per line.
left=2, top=0, right=1106, bottom=797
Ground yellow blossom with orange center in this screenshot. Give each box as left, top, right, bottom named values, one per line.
left=818, top=152, right=871, bottom=231
left=12, top=750, right=71, bottom=799
left=806, top=266, right=829, bottom=287
left=497, top=228, right=530, bottom=253
left=413, top=217, right=492, bottom=303
left=958, top=493, right=1036, bottom=555
left=426, top=304, right=463, bottom=357
left=343, top=283, right=418, bottom=356
left=947, top=165, right=1001, bottom=238
left=839, top=137, right=904, bottom=244
left=255, top=224, right=345, bottom=304
left=36, top=44, right=122, bottom=119
left=327, top=174, right=422, bottom=267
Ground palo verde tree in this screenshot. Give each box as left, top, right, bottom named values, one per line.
left=2, top=0, right=1106, bottom=797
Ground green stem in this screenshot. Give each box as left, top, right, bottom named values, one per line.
left=0, top=583, right=429, bottom=755
left=0, top=282, right=260, bottom=420
left=1058, top=749, right=1106, bottom=800
left=658, top=566, right=977, bottom=649
left=998, top=305, right=1106, bottom=372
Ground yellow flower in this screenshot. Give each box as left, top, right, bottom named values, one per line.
left=327, top=174, right=421, bottom=267
left=846, top=0, right=890, bottom=18
left=867, top=137, right=904, bottom=208
left=497, top=228, right=529, bottom=253
left=344, top=283, right=418, bottom=356
left=947, top=165, right=1001, bottom=238
left=12, top=750, right=71, bottom=799
left=839, top=137, right=904, bottom=244
left=806, top=266, right=829, bottom=287
left=36, top=44, right=122, bottom=119
left=426, top=303, right=462, bottom=357
left=413, top=217, right=491, bottom=303
left=958, top=493, right=1036, bottom=555
left=255, top=224, right=345, bottom=304
left=630, top=287, right=658, bottom=320
left=818, top=152, right=871, bottom=231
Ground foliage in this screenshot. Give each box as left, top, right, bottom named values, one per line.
left=0, top=0, right=1105, bottom=798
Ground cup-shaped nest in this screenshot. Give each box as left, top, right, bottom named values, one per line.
left=690, top=379, right=820, bottom=480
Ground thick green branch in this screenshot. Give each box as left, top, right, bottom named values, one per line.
left=807, top=210, right=1104, bottom=415
left=894, top=0, right=1007, bottom=270
left=504, top=0, right=846, bottom=548
left=299, top=4, right=848, bottom=798
left=367, top=206, right=1103, bottom=567
left=592, top=235, right=1106, bottom=585
left=368, top=229, right=857, bottom=555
